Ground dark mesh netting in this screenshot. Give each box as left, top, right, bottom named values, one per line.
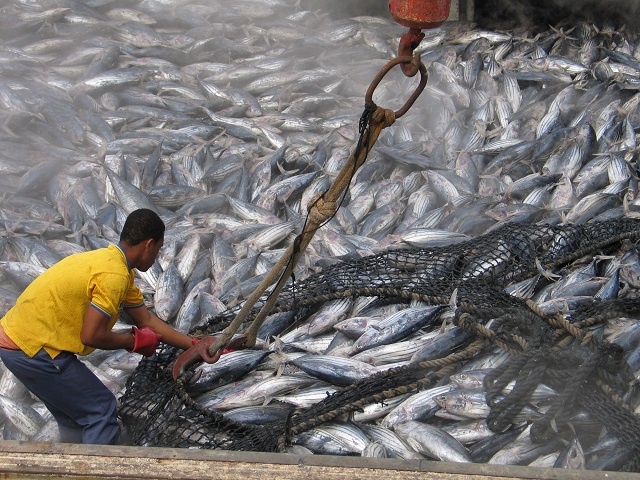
left=119, top=218, right=640, bottom=468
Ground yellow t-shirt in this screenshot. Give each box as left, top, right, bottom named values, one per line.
left=1, top=244, right=144, bottom=358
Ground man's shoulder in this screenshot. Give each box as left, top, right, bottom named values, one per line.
left=82, top=245, right=130, bottom=275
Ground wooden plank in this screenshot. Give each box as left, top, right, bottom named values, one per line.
left=0, top=441, right=635, bottom=480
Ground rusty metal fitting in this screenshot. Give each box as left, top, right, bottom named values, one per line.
left=365, top=55, right=427, bottom=118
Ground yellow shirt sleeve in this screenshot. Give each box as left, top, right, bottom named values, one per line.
left=89, top=272, right=129, bottom=318
left=89, top=269, right=144, bottom=318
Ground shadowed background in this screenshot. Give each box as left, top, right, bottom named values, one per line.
left=299, top=0, right=640, bottom=32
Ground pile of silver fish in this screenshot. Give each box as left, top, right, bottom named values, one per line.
left=0, top=0, right=639, bottom=470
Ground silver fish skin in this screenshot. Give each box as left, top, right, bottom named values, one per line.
left=383, top=228, right=471, bottom=249
left=174, top=193, right=227, bottom=218
left=209, top=234, right=236, bottom=285
left=333, top=316, right=381, bottom=340
left=287, top=333, right=337, bottom=355
left=210, top=253, right=260, bottom=300
left=449, top=368, right=556, bottom=402
left=257, top=171, right=318, bottom=212
left=362, top=440, right=388, bottom=458
left=1, top=197, right=63, bottom=225
left=99, top=350, right=145, bottom=375
left=504, top=172, right=560, bottom=203
left=0, top=369, right=31, bottom=403
left=235, top=220, right=299, bottom=258
left=105, top=7, right=157, bottom=25
left=72, top=67, right=149, bottom=95
left=549, top=275, right=608, bottom=299
left=0, top=261, right=46, bottom=290
left=0, top=287, right=19, bottom=317
left=351, top=393, right=412, bottom=423
left=225, top=195, right=282, bottom=225
left=397, top=187, right=438, bottom=230
left=435, top=388, right=543, bottom=424
left=274, top=384, right=340, bottom=409
left=0, top=394, right=45, bottom=438
left=15, top=160, right=64, bottom=198
left=351, top=305, right=443, bottom=355
left=410, top=326, right=471, bottom=365
left=70, top=177, right=106, bottom=220
left=183, top=251, right=212, bottom=293
left=254, top=311, right=296, bottom=342
left=31, top=417, right=60, bottom=443
left=7, top=237, right=62, bottom=270
left=221, top=404, right=292, bottom=425
left=373, top=179, right=404, bottom=209
left=314, top=422, right=371, bottom=455
left=361, top=424, right=424, bottom=460
left=488, top=425, right=562, bottom=466
left=381, top=385, right=455, bottom=429
left=442, top=419, right=496, bottom=445
left=449, top=369, right=493, bottom=390
left=218, top=272, right=269, bottom=306
left=288, top=354, right=381, bottom=387
left=198, top=291, right=226, bottom=320
left=174, top=278, right=211, bottom=334
left=605, top=318, right=640, bottom=352
left=282, top=444, right=315, bottom=455
left=322, top=331, right=353, bottom=357
left=211, top=374, right=316, bottom=412
left=194, top=371, right=275, bottom=410
left=534, top=296, right=596, bottom=316
left=39, top=102, right=87, bottom=147
left=201, top=155, right=244, bottom=185
left=173, top=233, right=201, bottom=284
left=307, top=297, right=353, bottom=337
left=344, top=188, right=375, bottom=225
left=236, top=374, right=317, bottom=406
left=352, top=333, right=439, bottom=366
left=292, top=428, right=357, bottom=456
left=153, top=263, right=184, bottom=323
left=188, top=350, right=272, bottom=393
left=528, top=453, right=560, bottom=468
left=573, top=156, right=611, bottom=198
left=147, top=185, right=207, bottom=209
left=554, top=437, right=585, bottom=469
left=82, top=360, right=126, bottom=396
left=103, top=166, right=159, bottom=215
left=394, top=421, right=473, bottom=463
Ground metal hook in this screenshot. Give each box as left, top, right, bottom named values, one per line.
left=398, top=28, right=426, bottom=77
left=365, top=54, right=427, bottom=119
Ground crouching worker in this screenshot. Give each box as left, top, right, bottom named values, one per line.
left=0, top=208, right=196, bottom=445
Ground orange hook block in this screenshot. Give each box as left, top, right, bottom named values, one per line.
left=388, top=0, right=452, bottom=30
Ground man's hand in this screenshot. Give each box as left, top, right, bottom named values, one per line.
left=128, top=327, right=162, bottom=356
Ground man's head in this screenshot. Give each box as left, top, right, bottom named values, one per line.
left=120, top=209, right=165, bottom=245
left=120, top=209, right=165, bottom=271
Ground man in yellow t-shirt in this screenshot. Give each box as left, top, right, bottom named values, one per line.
left=0, top=208, right=197, bottom=445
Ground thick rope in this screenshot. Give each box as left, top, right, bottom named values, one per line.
left=202, top=106, right=396, bottom=356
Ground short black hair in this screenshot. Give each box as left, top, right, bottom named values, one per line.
left=120, top=209, right=165, bottom=245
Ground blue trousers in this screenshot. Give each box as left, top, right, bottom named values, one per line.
left=0, top=348, right=120, bottom=445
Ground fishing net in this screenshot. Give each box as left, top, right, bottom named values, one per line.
left=120, top=216, right=640, bottom=469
